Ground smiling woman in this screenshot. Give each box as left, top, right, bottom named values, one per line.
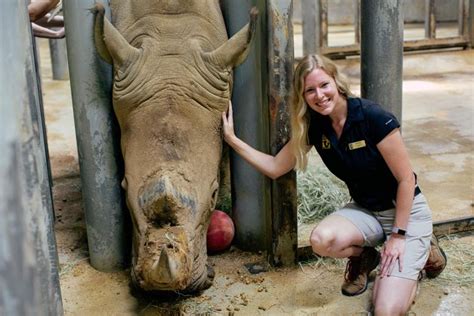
left=222, top=53, right=447, bottom=315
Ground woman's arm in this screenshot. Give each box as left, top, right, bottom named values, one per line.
left=222, top=102, right=296, bottom=180
left=376, top=128, right=416, bottom=277
left=28, top=0, right=60, bottom=22
left=31, top=23, right=65, bottom=38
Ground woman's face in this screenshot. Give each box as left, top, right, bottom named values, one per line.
left=303, top=68, right=342, bottom=116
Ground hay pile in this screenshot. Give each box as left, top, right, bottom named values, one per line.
left=297, top=165, right=350, bottom=224
left=427, top=236, right=474, bottom=286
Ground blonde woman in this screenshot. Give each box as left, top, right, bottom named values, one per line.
left=222, top=54, right=446, bottom=314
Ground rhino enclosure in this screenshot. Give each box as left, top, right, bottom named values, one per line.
left=1, top=0, right=421, bottom=310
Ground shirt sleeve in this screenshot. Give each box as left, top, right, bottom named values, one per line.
left=365, top=103, right=401, bottom=144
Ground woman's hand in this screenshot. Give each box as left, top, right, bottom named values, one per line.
left=222, top=101, right=236, bottom=144
left=380, top=234, right=406, bottom=277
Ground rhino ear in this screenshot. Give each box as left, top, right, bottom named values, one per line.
left=207, top=7, right=258, bottom=68
left=92, top=3, right=139, bottom=68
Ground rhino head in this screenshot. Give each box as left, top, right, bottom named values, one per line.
left=93, top=1, right=257, bottom=292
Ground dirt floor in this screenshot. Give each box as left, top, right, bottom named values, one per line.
left=38, top=36, right=473, bottom=316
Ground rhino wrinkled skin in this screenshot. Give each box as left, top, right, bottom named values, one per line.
left=93, top=0, right=256, bottom=292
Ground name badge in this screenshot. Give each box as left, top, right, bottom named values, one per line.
left=348, top=140, right=366, bottom=150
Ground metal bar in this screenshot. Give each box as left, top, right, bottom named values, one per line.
left=458, top=0, right=464, bottom=36
left=267, top=0, right=297, bottom=266
left=425, top=0, right=436, bottom=39
left=49, top=38, right=69, bottom=80
left=433, top=216, right=474, bottom=236
left=302, top=0, right=322, bottom=55
left=0, top=0, right=63, bottom=314
left=221, top=0, right=272, bottom=252
left=354, top=0, right=361, bottom=44
left=361, top=0, right=403, bottom=122
left=295, top=37, right=469, bottom=60
left=403, top=37, right=469, bottom=50
left=321, top=0, right=328, bottom=48
left=26, top=27, right=63, bottom=316
left=470, top=0, right=474, bottom=46
left=298, top=216, right=474, bottom=261
left=63, top=0, right=129, bottom=271
left=31, top=37, right=54, bottom=204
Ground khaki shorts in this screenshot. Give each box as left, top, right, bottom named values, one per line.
left=333, top=193, right=432, bottom=280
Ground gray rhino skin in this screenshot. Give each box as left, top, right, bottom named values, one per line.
left=93, top=0, right=256, bottom=292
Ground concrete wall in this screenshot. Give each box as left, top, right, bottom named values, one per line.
left=294, top=0, right=459, bottom=24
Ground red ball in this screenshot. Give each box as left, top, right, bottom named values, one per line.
left=207, top=210, right=235, bottom=253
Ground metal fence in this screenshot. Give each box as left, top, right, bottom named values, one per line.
left=302, top=0, right=473, bottom=58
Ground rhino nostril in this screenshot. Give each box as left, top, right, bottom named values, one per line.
left=151, top=202, right=179, bottom=229
left=166, top=244, right=174, bottom=249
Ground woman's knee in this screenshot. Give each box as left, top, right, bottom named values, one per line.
left=309, top=227, right=337, bottom=257
left=373, top=297, right=408, bottom=316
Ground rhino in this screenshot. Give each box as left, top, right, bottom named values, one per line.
left=92, top=1, right=257, bottom=292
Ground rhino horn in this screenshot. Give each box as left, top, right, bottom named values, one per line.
left=153, top=247, right=177, bottom=283
left=206, top=7, right=258, bottom=68
left=92, top=2, right=139, bottom=68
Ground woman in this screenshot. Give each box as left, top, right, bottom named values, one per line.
left=222, top=54, right=445, bottom=315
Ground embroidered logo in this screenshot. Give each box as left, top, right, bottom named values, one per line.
left=322, top=135, right=331, bottom=149
left=385, top=119, right=393, bottom=125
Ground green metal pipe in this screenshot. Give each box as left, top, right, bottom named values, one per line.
left=0, top=0, right=63, bottom=313
left=361, top=0, right=403, bottom=121
left=221, top=0, right=272, bottom=251
left=63, top=0, right=129, bottom=271
left=49, top=38, right=69, bottom=80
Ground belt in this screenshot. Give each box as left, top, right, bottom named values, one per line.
left=415, top=185, right=421, bottom=197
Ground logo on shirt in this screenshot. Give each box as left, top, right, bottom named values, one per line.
left=322, top=135, right=331, bottom=149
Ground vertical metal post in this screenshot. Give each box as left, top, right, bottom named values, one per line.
left=267, top=0, right=297, bottom=266
left=425, top=0, right=436, bottom=39
left=320, top=0, right=328, bottom=48
left=63, top=0, right=129, bottom=271
left=469, top=0, right=474, bottom=46
left=221, top=0, right=272, bottom=251
left=361, top=0, right=403, bottom=122
left=354, top=0, right=361, bottom=44
left=0, top=0, right=63, bottom=314
left=49, top=38, right=69, bottom=80
left=302, top=0, right=321, bottom=55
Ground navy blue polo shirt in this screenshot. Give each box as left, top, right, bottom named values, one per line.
left=308, top=97, right=402, bottom=211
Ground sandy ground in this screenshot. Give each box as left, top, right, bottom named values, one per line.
left=38, top=35, right=473, bottom=316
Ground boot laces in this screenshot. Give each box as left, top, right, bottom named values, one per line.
left=344, top=256, right=362, bottom=282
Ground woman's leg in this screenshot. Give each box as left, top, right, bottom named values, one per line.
left=371, top=194, right=433, bottom=314
left=372, top=276, right=417, bottom=315
left=309, top=214, right=365, bottom=258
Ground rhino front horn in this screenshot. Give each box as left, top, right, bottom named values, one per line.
left=153, top=247, right=177, bottom=283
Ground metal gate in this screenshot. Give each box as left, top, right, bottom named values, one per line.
left=301, top=0, right=473, bottom=58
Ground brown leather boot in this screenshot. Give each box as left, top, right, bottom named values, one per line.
left=424, top=234, right=447, bottom=278
left=341, top=247, right=380, bottom=296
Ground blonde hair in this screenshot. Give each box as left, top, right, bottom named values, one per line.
left=290, top=54, right=354, bottom=170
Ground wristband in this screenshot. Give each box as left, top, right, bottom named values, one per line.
left=391, top=226, right=406, bottom=236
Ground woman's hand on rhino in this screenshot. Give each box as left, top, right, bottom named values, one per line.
left=222, top=101, right=236, bottom=144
